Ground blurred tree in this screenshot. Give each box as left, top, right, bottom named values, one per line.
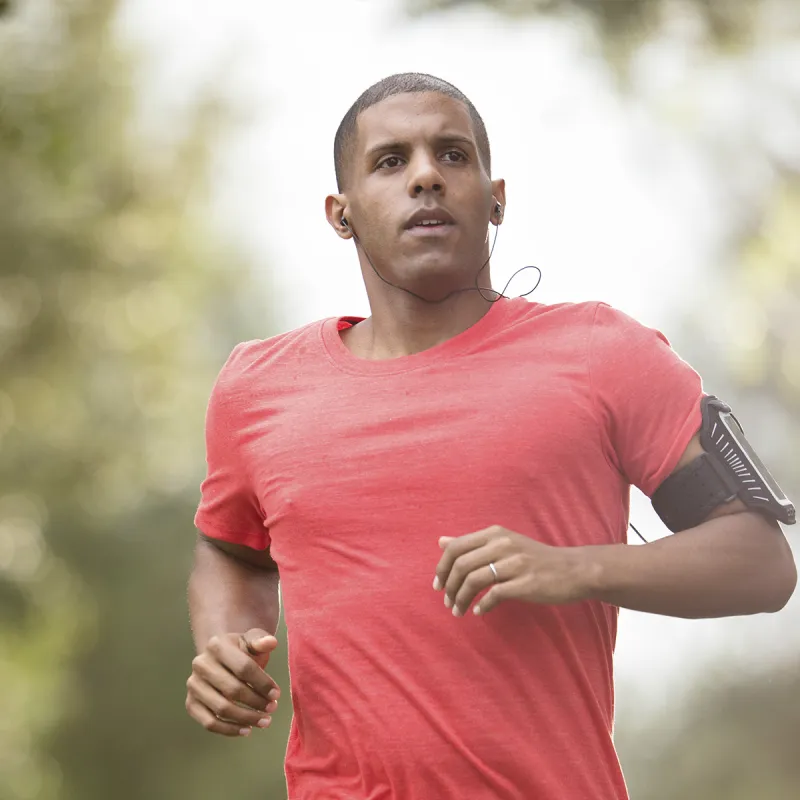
left=405, top=0, right=800, bottom=65
left=0, top=1, right=289, bottom=799
left=616, top=656, right=800, bottom=799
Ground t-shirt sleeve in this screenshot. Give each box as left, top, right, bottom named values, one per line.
left=194, top=343, right=270, bottom=550
left=589, top=302, right=705, bottom=498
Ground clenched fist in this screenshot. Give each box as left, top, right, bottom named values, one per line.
left=186, top=628, right=280, bottom=737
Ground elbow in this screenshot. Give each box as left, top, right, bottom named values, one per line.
left=763, top=543, right=797, bottom=613
left=745, top=516, right=797, bottom=613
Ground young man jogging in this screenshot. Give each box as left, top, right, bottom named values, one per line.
left=185, top=73, right=796, bottom=799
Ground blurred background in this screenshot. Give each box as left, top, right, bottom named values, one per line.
left=1, top=0, right=799, bottom=797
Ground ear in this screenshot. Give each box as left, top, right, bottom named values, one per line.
left=490, top=178, right=506, bottom=226
left=326, top=193, right=352, bottom=239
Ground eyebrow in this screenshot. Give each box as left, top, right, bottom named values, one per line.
left=364, top=134, right=476, bottom=161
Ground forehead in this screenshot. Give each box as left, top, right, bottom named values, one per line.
left=354, top=92, right=476, bottom=151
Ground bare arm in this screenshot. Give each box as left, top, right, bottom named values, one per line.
left=585, top=433, right=796, bottom=618
left=589, top=511, right=795, bottom=618
left=185, top=534, right=283, bottom=737
left=189, top=534, right=281, bottom=652
left=436, top=435, right=797, bottom=619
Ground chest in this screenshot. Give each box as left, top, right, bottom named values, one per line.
left=242, top=353, right=600, bottom=541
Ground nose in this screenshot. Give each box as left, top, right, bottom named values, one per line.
left=406, top=151, right=445, bottom=198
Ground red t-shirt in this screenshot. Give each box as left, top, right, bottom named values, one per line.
left=194, top=297, right=703, bottom=800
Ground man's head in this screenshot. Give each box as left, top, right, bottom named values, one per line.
left=326, top=73, right=505, bottom=302
left=333, top=73, right=492, bottom=193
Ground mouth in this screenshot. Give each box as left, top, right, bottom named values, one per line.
left=403, top=207, right=457, bottom=236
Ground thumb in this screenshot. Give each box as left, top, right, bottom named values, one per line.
left=240, top=629, right=279, bottom=657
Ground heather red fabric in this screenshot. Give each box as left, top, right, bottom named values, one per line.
left=195, top=297, right=703, bottom=800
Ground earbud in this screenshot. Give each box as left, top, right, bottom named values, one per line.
left=495, top=203, right=502, bottom=214
left=341, top=217, right=349, bottom=229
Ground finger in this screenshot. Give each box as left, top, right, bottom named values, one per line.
left=205, top=643, right=281, bottom=699
left=186, top=696, right=253, bottom=738
left=452, top=561, right=501, bottom=617
left=443, top=541, right=507, bottom=611
left=234, top=657, right=281, bottom=701
left=473, top=577, right=525, bottom=616
left=187, top=675, right=273, bottom=729
left=194, top=652, right=280, bottom=703
left=433, top=528, right=495, bottom=591
left=208, top=666, right=273, bottom=711
left=239, top=630, right=279, bottom=664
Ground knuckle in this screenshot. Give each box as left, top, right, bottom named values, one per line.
left=228, top=683, right=249, bottom=704
left=230, top=651, right=250, bottom=674
left=218, top=676, right=240, bottom=700
left=463, top=573, right=480, bottom=592
left=450, top=560, right=467, bottom=582
left=217, top=699, right=237, bottom=718
left=207, top=635, right=226, bottom=655
left=202, top=716, right=216, bottom=731
left=509, top=553, right=525, bottom=570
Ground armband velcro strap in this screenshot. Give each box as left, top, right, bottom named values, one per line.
left=651, top=453, right=738, bottom=533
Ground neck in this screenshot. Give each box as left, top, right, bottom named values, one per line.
left=344, top=286, right=495, bottom=360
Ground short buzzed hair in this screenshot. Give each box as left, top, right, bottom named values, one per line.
left=333, top=73, right=492, bottom=191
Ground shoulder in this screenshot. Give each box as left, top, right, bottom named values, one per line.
left=504, top=298, right=668, bottom=345
left=507, top=297, right=610, bottom=327
left=221, top=317, right=332, bottom=376
left=588, top=301, right=675, bottom=355
left=504, top=298, right=608, bottom=348
left=210, top=317, right=330, bottom=401
left=502, top=297, right=596, bottom=328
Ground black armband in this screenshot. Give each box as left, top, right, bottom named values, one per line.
left=651, top=396, right=795, bottom=532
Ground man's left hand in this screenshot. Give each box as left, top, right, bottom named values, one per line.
left=433, top=525, right=598, bottom=617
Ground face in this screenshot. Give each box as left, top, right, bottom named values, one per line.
left=327, top=92, right=505, bottom=298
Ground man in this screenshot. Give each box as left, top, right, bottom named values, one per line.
left=185, top=73, right=796, bottom=799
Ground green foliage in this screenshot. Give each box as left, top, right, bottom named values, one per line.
left=0, top=1, right=289, bottom=798
left=617, top=658, right=800, bottom=799
left=405, top=0, right=798, bottom=64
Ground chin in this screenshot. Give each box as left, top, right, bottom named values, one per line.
left=397, top=258, right=473, bottom=294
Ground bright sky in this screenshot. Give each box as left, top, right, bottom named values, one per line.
left=118, top=0, right=798, bottom=709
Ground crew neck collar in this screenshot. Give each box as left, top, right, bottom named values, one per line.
left=320, top=296, right=516, bottom=376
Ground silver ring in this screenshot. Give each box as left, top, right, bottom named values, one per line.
left=488, top=562, right=499, bottom=582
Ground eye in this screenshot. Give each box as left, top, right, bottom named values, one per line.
left=441, top=150, right=466, bottom=163
left=377, top=155, right=404, bottom=170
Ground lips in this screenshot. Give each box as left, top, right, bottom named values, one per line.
left=403, top=207, right=456, bottom=230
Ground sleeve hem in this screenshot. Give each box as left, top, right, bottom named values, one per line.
left=194, top=515, right=270, bottom=552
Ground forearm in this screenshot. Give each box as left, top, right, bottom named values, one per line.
left=588, top=512, right=797, bottom=618
left=189, top=538, right=281, bottom=652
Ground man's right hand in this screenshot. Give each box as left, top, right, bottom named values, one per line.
left=186, top=628, right=280, bottom=737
